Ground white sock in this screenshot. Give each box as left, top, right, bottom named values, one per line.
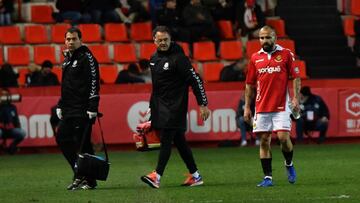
left=285, top=161, right=293, bottom=167
left=192, top=171, right=200, bottom=178
left=156, top=173, right=161, bottom=181
left=264, top=176, right=272, bottom=180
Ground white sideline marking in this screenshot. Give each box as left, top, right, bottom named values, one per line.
left=250, top=194, right=351, bottom=201
left=189, top=200, right=223, bottom=203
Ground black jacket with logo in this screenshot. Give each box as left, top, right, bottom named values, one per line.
left=57, top=46, right=100, bottom=118
left=300, top=94, right=329, bottom=124
left=149, top=42, right=208, bottom=130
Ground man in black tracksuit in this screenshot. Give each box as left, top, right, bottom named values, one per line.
left=55, top=27, right=100, bottom=190
left=141, top=26, right=210, bottom=189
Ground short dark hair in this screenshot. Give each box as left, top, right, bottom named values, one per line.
left=65, top=27, right=82, bottom=39
left=139, top=59, right=150, bottom=70
left=127, top=63, right=140, bottom=74
left=41, top=60, right=53, bottom=69
left=152, top=26, right=171, bottom=37
left=300, top=86, right=312, bottom=96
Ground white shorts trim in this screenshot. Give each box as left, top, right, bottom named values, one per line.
left=253, top=111, right=292, bottom=133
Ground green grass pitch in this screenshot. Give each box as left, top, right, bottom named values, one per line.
left=0, top=144, right=359, bottom=203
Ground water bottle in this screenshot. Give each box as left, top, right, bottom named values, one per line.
left=289, top=101, right=301, bottom=120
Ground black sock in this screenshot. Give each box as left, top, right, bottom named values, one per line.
left=260, top=158, right=272, bottom=177
left=282, top=150, right=293, bottom=166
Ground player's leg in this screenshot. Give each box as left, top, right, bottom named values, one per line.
left=274, top=111, right=296, bottom=184
left=141, top=129, right=175, bottom=188
left=257, top=132, right=274, bottom=187
left=253, top=113, right=274, bottom=187
left=173, top=130, right=203, bottom=186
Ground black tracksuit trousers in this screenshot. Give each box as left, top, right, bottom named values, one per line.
left=156, top=129, right=198, bottom=176
left=56, top=117, right=94, bottom=179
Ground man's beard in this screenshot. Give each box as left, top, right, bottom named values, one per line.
left=262, top=43, right=274, bottom=52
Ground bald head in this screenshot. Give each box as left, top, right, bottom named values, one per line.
left=259, top=26, right=277, bottom=52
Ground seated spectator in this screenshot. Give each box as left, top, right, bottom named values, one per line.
left=220, top=58, right=247, bottom=82
left=53, top=0, right=91, bottom=25
left=296, top=86, right=329, bottom=144
left=182, top=0, right=221, bottom=54
left=115, top=0, right=150, bottom=24
left=138, top=59, right=152, bottom=83
left=0, top=88, right=26, bottom=154
left=149, top=0, right=165, bottom=25
left=0, top=0, right=14, bottom=25
left=28, top=60, right=60, bottom=87
left=203, top=0, right=235, bottom=21
left=115, top=63, right=145, bottom=84
left=156, top=0, right=190, bottom=42
left=256, top=0, right=277, bottom=16
left=25, top=63, right=41, bottom=87
left=0, top=63, right=19, bottom=88
left=236, top=94, right=258, bottom=146
left=235, top=0, right=265, bottom=39
left=85, top=0, right=122, bottom=24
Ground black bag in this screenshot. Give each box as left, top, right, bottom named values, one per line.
left=76, top=153, right=110, bottom=181
left=76, top=115, right=110, bottom=181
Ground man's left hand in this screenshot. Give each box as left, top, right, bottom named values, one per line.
left=199, top=106, right=210, bottom=121
left=291, top=98, right=300, bottom=112
left=86, top=111, right=97, bottom=119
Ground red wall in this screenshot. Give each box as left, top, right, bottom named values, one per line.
left=6, top=79, right=360, bottom=147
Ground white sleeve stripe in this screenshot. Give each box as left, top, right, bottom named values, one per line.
left=86, top=52, right=98, bottom=97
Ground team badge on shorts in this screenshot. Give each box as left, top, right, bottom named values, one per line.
left=275, top=55, right=282, bottom=62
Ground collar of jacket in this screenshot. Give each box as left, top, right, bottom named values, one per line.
left=157, top=42, right=184, bottom=56
left=69, top=45, right=90, bottom=60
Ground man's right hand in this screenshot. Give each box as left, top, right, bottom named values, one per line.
left=56, top=108, right=63, bottom=120
left=243, top=107, right=252, bottom=124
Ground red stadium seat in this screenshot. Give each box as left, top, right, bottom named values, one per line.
left=59, top=46, right=66, bottom=62
left=33, top=45, right=57, bottom=65
left=130, top=22, right=152, bottom=41
left=0, top=26, right=22, bottom=44
left=266, top=18, right=286, bottom=37
left=193, top=41, right=217, bottom=61
left=104, top=23, right=129, bottom=42
left=192, top=62, right=199, bottom=73
left=351, top=0, right=360, bottom=15
left=99, top=65, right=118, bottom=84
left=343, top=17, right=355, bottom=36
left=51, top=24, right=71, bottom=43
left=202, top=62, right=224, bottom=82
left=277, top=39, right=296, bottom=54
left=220, top=40, right=243, bottom=60
left=24, top=25, right=49, bottom=44
left=7, top=46, right=30, bottom=66
left=78, top=24, right=102, bottom=43
left=139, top=43, right=157, bottom=60
left=217, top=20, right=235, bottom=39
left=30, top=5, right=54, bottom=23
left=113, top=44, right=137, bottom=63
left=178, top=42, right=190, bottom=57
left=0, top=48, right=3, bottom=65
left=293, top=60, right=307, bottom=79
left=88, top=44, right=111, bottom=64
